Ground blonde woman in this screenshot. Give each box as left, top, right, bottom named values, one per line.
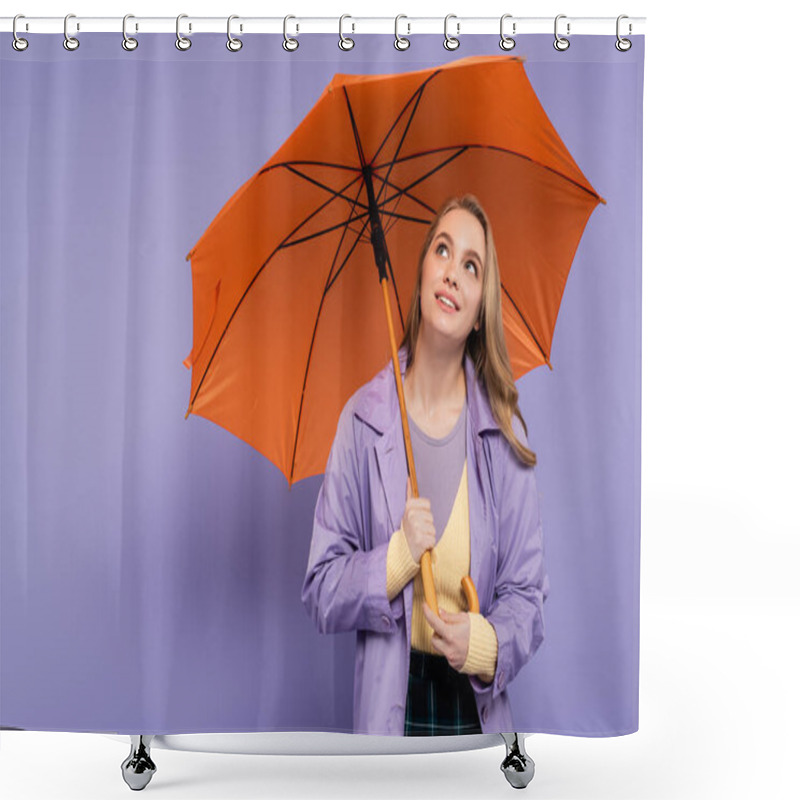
left=302, top=194, right=549, bottom=736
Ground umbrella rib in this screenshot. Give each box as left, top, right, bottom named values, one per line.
left=283, top=211, right=369, bottom=248
left=372, top=147, right=471, bottom=213
left=375, top=144, right=604, bottom=204
left=274, top=170, right=431, bottom=250
left=280, top=163, right=370, bottom=217
left=187, top=172, right=366, bottom=414
left=337, top=74, right=440, bottom=304
left=283, top=208, right=370, bottom=249
left=372, top=78, right=429, bottom=214
left=360, top=75, right=438, bottom=270
left=321, top=174, right=458, bottom=296
left=323, top=210, right=373, bottom=291
left=342, top=86, right=369, bottom=172
left=279, top=170, right=365, bottom=245
left=376, top=191, right=420, bottom=240
left=334, top=79, right=450, bottom=368
left=368, top=70, right=441, bottom=169
left=323, top=194, right=433, bottom=291
left=276, top=171, right=369, bottom=249
left=289, top=191, right=372, bottom=484
left=374, top=172, right=437, bottom=217
left=259, top=160, right=361, bottom=176
left=282, top=205, right=432, bottom=251
left=501, top=283, right=549, bottom=364
left=373, top=145, right=477, bottom=170
left=270, top=164, right=400, bottom=250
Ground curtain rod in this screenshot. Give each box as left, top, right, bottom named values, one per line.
left=1, top=16, right=646, bottom=36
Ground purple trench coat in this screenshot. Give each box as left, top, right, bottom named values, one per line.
left=301, top=345, right=549, bottom=735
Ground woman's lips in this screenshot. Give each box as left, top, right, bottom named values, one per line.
left=435, top=293, right=458, bottom=313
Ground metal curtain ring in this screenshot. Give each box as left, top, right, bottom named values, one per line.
left=616, top=15, right=632, bottom=51
left=444, top=14, right=460, bottom=51
left=553, top=14, right=570, bottom=51
left=500, top=14, right=515, bottom=51
left=283, top=15, right=298, bottom=51
left=339, top=15, right=354, bottom=50
left=176, top=14, right=191, bottom=51
left=395, top=15, right=410, bottom=51
left=63, top=13, right=79, bottom=51
left=122, top=14, right=138, bottom=51
left=12, top=14, right=29, bottom=51
left=227, top=15, right=243, bottom=51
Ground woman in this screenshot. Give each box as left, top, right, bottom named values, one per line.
left=302, top=194, right=548, bottom=736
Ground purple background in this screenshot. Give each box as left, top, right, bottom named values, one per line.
left=0, top=33, right=643, bottom=735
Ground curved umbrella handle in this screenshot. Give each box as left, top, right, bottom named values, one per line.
left=461, top=576, right=480, bottom=614
left=419, top=552, right=438, bottom=616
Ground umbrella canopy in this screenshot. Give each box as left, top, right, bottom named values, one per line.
left=184, top=54, right=604, bottom=487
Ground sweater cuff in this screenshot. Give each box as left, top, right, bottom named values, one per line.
left=386, top=528, right=420, bottom=601
left=459, top=612, right=498, bottom=684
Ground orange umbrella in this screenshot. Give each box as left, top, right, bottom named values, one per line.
left=184, top=54, right=604, bottom=616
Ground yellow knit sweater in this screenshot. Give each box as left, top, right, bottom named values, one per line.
left=385, top=460, right=498, bottom=684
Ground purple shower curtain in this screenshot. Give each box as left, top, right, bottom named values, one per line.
left=1, top=32, right=643, bottom=735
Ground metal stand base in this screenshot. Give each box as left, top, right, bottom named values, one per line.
left=500, top=733, right=535, bottom=789
left=121, top=735, right=156, bottom=791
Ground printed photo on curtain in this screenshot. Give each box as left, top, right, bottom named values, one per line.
left=1, top=25, right=643, bottom=749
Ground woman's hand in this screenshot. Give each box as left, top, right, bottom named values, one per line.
left=401, top=476, right=437, bottom=563
left=422, top=602, right=470, bottom=672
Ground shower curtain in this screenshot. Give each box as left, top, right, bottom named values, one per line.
left=0, top=29, right=644, bottom=737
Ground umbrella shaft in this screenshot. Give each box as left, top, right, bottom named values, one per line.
left=363, top=166, right=389, bottom=283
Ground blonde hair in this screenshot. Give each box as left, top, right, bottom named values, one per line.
left=399, top=194, right=537, bottom=467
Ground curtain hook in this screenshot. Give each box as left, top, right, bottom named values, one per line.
left=394, top=15, right=410, bottom=51
left=122, top=14, right=138, bottom=51
left=500, top=14, right=516, bottom=51
left=339, top=15, right=354, bottom=50
left=176, top=14, right=192, bottom=51
left=227, top=15, right=243, bottom=52
left=12, top=14, right=29, bottom=51
left=63, top=13, right=80, bottom=51
left=283, top=15, right=299, bottom=51
left=444, top=14, right=460, bottom=51
left=616, top=15, right=632, bottom=51
left=553, top=14, right=570, bottom=51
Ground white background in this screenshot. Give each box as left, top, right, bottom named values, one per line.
left=1, top=1, right=798, bottom=798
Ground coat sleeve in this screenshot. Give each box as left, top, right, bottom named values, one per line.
left=301, top=399, right=401, bottom=636
left=470, top=416, right=549, bottom=699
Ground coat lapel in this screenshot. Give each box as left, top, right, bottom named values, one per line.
left=465, top=356, right=497, bottom=614
left=374, top=419, right=406, bottom=533
left=466, top=411, right=488, bottom=612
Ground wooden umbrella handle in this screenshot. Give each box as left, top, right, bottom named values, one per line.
left=381, top=277, right=440, bottom=617
left=419, top=552, right=438, bottom=616
left=399, top=418, right=440, bottom=617
left=461, top=576, right=480, bottom=614
left=380, top=276, right=479, bottom=619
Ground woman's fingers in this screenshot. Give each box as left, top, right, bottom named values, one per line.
left=406, top=477, right=431, bottom=508
left=402, top=481, right=436, bottom=563
left=408, top=507, right=434, bottom=532
left=422, top=602, right=448, bottom=637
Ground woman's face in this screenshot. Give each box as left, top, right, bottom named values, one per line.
left=419, top=208, right=485, bottom=347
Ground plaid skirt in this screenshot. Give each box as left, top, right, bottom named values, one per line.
left=404, top=649, right=482, bottom=736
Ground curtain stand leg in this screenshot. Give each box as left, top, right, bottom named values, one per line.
left=121, top=735, right=157, bottom=790
left=499, top=732, right=535, bottom=789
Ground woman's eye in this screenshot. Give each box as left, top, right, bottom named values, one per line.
left=466, top=261, right=477, bottom=275
left=437, top=243, right=448, bottom=256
